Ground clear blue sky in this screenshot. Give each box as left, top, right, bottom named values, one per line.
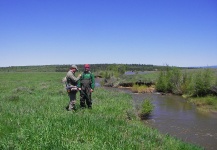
left=0, top=0, right=216, bottom=67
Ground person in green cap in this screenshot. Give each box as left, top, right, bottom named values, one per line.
left=65, top=65, right=81, bottom=111
left=77, top=64, right=95, bottom=109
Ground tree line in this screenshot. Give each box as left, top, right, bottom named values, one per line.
left=0, top=64, right=191, bottom=73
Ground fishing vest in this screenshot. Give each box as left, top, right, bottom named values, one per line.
left=66, top=71, right=78, bottom=86
left=66, top=75, right=78, bottom=93
left=66, top=77, right=77, bottom=86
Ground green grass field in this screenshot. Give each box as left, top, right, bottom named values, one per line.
left=120, top=71, right=159, bottom=83
left=0, top=72, right=202, bottom=149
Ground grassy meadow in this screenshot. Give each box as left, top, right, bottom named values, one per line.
left=0, top=72, right=202, bottom=149
left=120, top=72, right=159, bottom=84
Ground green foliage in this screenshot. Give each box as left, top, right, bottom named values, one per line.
left=156, top=67, right=217, bottom=111
left=156, top=67, right=216, bottom=97
left=193, top=69, right=214, bottom=96
left=181, top=71, right=194, bottom=96
left=105, top=64, right=127, bottom=78
left=169, top=67, right=183, bottom=94
left=120, top=72, right=159, bottom=84
left=189, top=96, right=217, bottom=111
left=156, top=71, right=168, bottom=92
left=140, top=99, right=154, bottom=119
left=0, top=72, right=201, bottom=149
left=155, top=66, right=178, bottom=93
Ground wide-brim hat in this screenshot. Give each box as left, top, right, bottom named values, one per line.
left=71, top=65, right=78, bottom=71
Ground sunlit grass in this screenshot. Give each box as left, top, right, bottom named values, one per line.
left=0, top=72, right=202, bottom=149
left=131, top=84, right=155, bottom=93
left=189, top=96, right=217, bottom=112
left=121, top=72, right=159, bottom=83
left=132, top=84, right=148, bottom=93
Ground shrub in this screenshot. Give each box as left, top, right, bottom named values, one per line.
left=139, top=99, right=154, bottom=119
left=181, top=71, right=194, bottom=96
left=156, top=71, right=168, bottom=92
left=156, top=67, right=216, bottom=97
left=156, top=67, right=182, bottom=93
left=193, top=69, right=214, bottom=97
left=169, top=67, right=183, bottom=95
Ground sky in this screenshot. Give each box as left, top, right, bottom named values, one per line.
left=0, top=0, right=217, bottom=67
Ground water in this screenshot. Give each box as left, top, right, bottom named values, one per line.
left=124, top=71, right=156, bottom=75
left=107, top=87, right=217, bottom=150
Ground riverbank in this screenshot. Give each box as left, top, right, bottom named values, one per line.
left=186, top=95, right=217, bottom=113
left=118, top=84, right=217, bottom=113
left=109, top=87, right=217, bottom=150
left=0, top=72, right=202, bottom=149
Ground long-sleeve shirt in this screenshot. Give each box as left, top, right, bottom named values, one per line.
left=66, top=70, right=80, bottom=86
left=77, top=71, right=95, bottom=89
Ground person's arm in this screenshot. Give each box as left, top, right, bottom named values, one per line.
left=67, top=72, right=80, bottom=82
left=91, top=74, right=95, bottom=90
left=77, top=73, right=82, bottom=89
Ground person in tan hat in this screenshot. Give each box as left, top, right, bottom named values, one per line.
left=65, top=65, right=81, bottom=111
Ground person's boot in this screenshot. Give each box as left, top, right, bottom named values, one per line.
left=68, top=102, right=73, bottom=111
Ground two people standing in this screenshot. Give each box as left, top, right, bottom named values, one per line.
left=65, top=64, right=95, bottom=111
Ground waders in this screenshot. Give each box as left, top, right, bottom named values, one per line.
left=80, top=79, right=92, bottom=108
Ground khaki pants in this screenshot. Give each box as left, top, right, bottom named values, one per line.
left=68, top=91, right=77, bottom=110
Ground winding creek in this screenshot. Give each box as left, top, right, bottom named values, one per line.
left=104, top=87, right=217, bottom=150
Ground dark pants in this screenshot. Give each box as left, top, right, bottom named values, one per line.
left=80, top=87, right=92, bottom=108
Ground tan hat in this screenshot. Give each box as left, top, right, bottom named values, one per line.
left=71, top=65, right=78, bottom=71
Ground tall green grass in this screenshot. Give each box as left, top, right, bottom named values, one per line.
left=0, top=72, right=202, bottom=149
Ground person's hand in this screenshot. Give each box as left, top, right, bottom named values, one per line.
left=90, top=89, right=94, bottom=92
left=78, top=88, right=81, bottom=91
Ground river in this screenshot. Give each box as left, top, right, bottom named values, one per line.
left=104, top=87, right=217, bottom=150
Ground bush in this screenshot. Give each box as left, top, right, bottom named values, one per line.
left=139, top=99, right=154, bottom=119
left=193, top=69, right=214, bottom=96
left=169, top=67, right=183, bottom=95
left=156, top=71, right=168, bottom=92
left=181, top=71, right=194, bottom=96
left=156, top=67, right=182, bottom=93
left=156, top=67, right=216, bottom=97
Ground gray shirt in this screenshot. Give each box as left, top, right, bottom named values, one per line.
left=66, top=70, right=80, bottom=86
